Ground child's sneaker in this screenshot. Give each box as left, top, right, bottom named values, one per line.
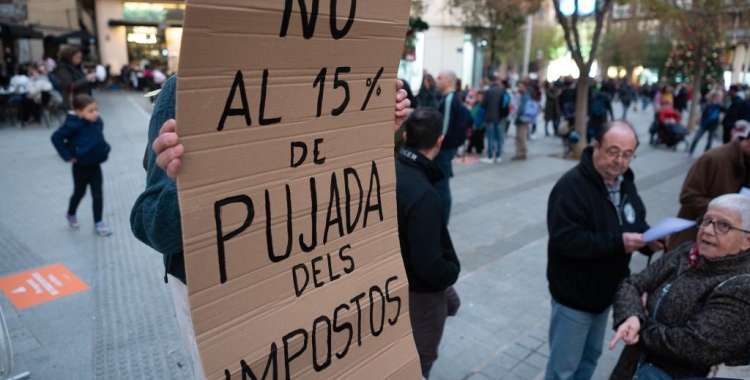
left=95, top=221, right=112, bottom=236
left=66, top=214, right=79, bottom=229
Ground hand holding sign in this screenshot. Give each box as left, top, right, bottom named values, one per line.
left=175, top=1, right=420, bottom=378
left=153, top=119, right=182, bottom=180
left=154, top=85, right=411, bottom=181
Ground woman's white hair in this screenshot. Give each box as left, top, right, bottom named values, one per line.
left=708, top=194, right=750, bottom=230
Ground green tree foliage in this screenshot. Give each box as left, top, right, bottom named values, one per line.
left=664, top=39, right=725, bottom=84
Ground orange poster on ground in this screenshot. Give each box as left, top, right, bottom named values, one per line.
left=0, top=264, right=89, bottom=310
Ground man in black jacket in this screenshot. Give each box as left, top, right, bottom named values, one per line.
left=396, top=107, right=461, bottom=379
left=545, top=121, right=663, bottom=380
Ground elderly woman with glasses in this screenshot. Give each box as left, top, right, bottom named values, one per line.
left=608, top=193, right=750, bottom=380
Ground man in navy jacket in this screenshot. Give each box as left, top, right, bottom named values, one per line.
left=396, top=107, right=461, bottom=379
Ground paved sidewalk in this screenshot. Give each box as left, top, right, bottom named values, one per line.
left=0, top=93, right=694, bottom=380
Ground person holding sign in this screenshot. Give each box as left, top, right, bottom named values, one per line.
left=545, top=121, right=663, bottom=380
left=130, top=75, right=412, bottom=379
left=396, top=107, right=461, bottom=379
left=608, top=194, right=750, bottom=380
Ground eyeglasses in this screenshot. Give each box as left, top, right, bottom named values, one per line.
left=600, top=145, right=636, bottom=161
left=696, top=216, right=750, bottom=235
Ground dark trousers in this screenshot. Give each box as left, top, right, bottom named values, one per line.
left=68, top=163, right=103, bottom=223
left=410, top=290, right=451, bottom=379
left=19, top=97, right=41, bottom=122
left=723, top=123, right=734, bottom=144
left=467, top=128, right=485, bottom=154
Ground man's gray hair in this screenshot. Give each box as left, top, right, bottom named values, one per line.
left=709, top=194, right=750, bottom=230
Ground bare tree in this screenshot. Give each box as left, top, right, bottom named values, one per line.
left=448, top=0, right=540, bottom=75
left=551, top=0, right=615, bottom=157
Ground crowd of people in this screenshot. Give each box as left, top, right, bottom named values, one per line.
left=124, top=65, right=750, bottom=380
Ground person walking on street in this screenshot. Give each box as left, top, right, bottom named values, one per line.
left=512, top=82, right=534, bottom=161
left=544, top=81, right=561, bottom=136
left=481, top=74, right=509, bottom=163
left=689, top=92, right=722, bottom=155
left=545, top=121, right=663, bottom=380
left=51, top=94, right=112, bottom=236
left=396, top=107, right=461, bottom=379
left=618, top=81, right=635, bottom=120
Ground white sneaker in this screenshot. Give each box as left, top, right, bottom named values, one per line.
left=480, top=158, right=494, bottom=163
left=494, top=157, right=502, bottom=163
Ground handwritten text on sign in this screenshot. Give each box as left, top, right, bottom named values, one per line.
left=177, top=0, right=419, bottom=379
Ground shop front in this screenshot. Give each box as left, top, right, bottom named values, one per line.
left=96, top=0, right=183, bottom=76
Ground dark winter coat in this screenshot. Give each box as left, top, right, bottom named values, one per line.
left=51, top=113, right=110, bottom=166
left=482, top=83, right=506, bottom=122
left=396, top=148, right=460, bottom=293
left=547, top=147, right=653, bottom=314
left=544, top=87, right=560, bottom=121
left=610, top=243, right=750, bottom=380
left=723, top=95, right=747, bottom=129
left=55, top=62, right=90, bottom=109
left=669, top=140, right=750, bottom=249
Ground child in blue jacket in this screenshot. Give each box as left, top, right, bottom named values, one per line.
left=51, top=94, right=112, bottom=236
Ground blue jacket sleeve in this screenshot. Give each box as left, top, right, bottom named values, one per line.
left=130, top=76, right=184, bottom=256
left=50, top=122, right=76, bottom=162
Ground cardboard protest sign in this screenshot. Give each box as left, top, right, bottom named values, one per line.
left=175, top=0, right=420, bottom=378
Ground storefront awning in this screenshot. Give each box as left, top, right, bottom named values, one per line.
left=108, top=19, right=183, bottom=28
left=54, top=30, right=96, bottom=45
left=0, top=23, right=43, bottom=39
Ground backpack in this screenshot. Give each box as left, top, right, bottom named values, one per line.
left=519, top=97, right=539, bottom=124
left=499, top=91, right=511, bottom=118
left=441, top=94, right=469, bottom=149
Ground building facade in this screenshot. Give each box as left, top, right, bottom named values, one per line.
left=95, top=0, right=183, bottom=76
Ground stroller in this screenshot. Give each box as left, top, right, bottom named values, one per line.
left=649, top=107, right=689, bottom=150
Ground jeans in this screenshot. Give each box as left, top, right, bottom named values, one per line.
left=689, top=120, right=718, bottom=154
left=485, top=120, right=505, bottom=159
left=433, top=148, right=456, bottom=224
left=68, top=163, right=103, bottom=223
left=632, top=363, right=672, bottom=380
left=545, top=300, right=610, bottom=380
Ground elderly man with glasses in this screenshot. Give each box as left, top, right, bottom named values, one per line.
left=545, top=121, right=665, bottom=380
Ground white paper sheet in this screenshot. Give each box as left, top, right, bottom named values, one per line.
left=643, top=217, right=695, bottom=242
